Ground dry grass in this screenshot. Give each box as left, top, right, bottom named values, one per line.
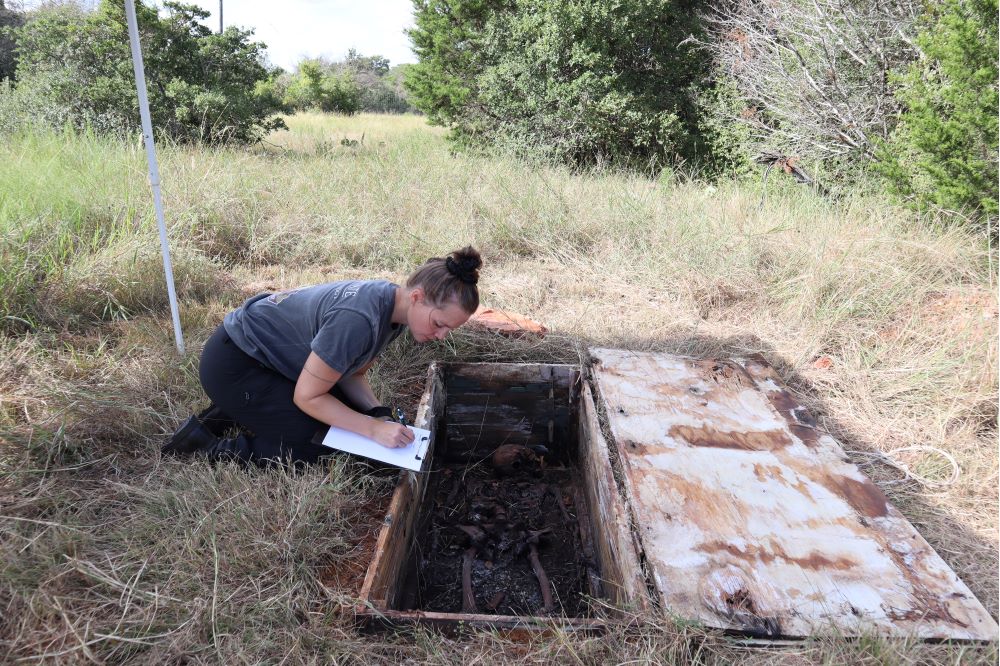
left=0, top=112, right=997, bottom=663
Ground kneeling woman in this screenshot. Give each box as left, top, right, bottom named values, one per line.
left=164, top=247, right=482, bottom=465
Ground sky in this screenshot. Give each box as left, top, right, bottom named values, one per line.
left=20, top=0, right=418, bottom=71
left=185, top=0, right=418, bottom=70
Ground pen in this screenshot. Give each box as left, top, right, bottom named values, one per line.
left=395, top=407, right=409, bottom=427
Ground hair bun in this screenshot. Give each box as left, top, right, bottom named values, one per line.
left=445, top=247, right=481, bottom=284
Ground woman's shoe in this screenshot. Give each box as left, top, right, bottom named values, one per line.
left=162, top=415, right=219, bottom=456
left=196, top=403, right=237, bottom=437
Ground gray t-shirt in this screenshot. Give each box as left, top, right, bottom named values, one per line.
left=224, top=279, right=405, bottom=382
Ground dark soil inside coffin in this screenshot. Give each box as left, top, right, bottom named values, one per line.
left=403, top=462, right=593, bottom=617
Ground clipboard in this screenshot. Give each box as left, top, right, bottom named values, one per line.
left=319, top=424, right=431, bottom=471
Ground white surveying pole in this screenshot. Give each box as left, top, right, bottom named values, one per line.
left=124, top=0, right=185, bottom=355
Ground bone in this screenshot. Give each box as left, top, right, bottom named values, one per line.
left=527, top=542, right=555, bottom=613
left=457, top=524, right=487, bottom=545
left=545, top=484, right=573, bottom=523
left=525, top=529, right=555, bottom=613
left=491, top=444, right=539, bottom=477
left=461, top=546, right=478, bottom=613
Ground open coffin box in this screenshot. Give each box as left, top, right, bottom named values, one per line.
left=354, top=350, right=998, bottom=640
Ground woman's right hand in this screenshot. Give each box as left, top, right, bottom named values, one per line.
left=371, top=421, right=415, bottom=449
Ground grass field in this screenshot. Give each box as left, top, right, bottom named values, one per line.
left=1, top=112, right=997, bottom=663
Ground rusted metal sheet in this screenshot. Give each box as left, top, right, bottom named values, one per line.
left=589, top=348, right=999, bottom=640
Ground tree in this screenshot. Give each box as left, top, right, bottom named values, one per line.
left=405, top=0, right=498, bottom=128
left=878, top=0, right=999, bottom=224
left=344, top=48, right=390, bottom=77
left=6, top=0, right=285, bottom=142
left=281, top=52, right=413, bottom=115
left=406, top=0, right=712, bottom=169
left=0, top=0, right=25, bottom=82
left=703, top=0, right=922, bottom=167
left=342, top=49, right=410, bottom=113
left=283, top=58, right=360, bottom=114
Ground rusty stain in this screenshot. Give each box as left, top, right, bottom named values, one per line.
left=720, top=587, right=782, bottom=637
left=752, top=463, right=778, bottom=481
left=696, top=539, right=857, bottom=570
left=590, top=347, right=999, bottom=640
left=886, top=602, right=969, bottom=628
left=670, top=424, right=792, bottom=452
left=878, top=536, right=971, bottom=629
left=691, top=358, right=755, bottom=388
left=699, top=566, right=783, bottom=637
left=638, top=471, right=748, bottom=534
left=761, top=389, right=819, bottom=447
left=750, top=463, right=815, bottom=500
left=819, top=473, right=889, bottom=518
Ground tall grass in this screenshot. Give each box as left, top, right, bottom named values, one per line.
left=0, top=113, right=996, bottom=663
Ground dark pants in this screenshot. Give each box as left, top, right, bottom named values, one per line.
left=199, top=324, right=355, bottom=466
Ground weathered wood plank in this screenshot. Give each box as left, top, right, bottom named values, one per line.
left=359, top=364, right=444, bottom=610
left=357, top=608, right=610, bottom=636
left=445, top=363, right=575, bottom=386
left=590, top=348, right=999, bottom=640
left=578, top=382, right=649, bottom=612
left=444, top=364, right=574, bottom=457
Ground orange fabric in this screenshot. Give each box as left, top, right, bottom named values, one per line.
left=468, top=306, right=547, bottom=337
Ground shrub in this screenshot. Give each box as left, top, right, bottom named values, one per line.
left=344, top=51, right=412, bottom=114
left=0, top=0, right=24, bottom=82
left=282, top=59, right=360, bottom=114
left=406, top=0, right=713, bottom=170
left=4, top=0, right=286, bottom=143
left=702, top=0, right=921, bottom=175
left=281, top=52, right=413, bottom=115
left=877, top=0, right=999, bottom=226
left=695, top=75, right=756, bottom=178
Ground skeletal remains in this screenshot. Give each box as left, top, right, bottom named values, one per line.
left=448, top=443, right=564, bottom=614
left=456, top=520, right=555, bottom=614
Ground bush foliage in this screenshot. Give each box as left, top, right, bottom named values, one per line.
left=877, top=0, right=999, bottom=221
left=3, top=0, right=285, bottom=142
left=701, top=0, right=997, bottom=228
left=281, top=59, right=361, bottom=115
left=406, top=0, right=712, bottom=169
left=0, top=0, right=23, bottom=82
left=277, top=50, right=414, bottom=115
left=405, top=0, right=997, bottom=228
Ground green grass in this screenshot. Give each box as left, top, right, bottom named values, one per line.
left=0, top=112, right=997, bottom=663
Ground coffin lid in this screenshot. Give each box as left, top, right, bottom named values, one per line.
left=588, top=348, right=998, bottom=640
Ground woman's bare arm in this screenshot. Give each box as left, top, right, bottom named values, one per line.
left=293, top=352, right=413, bottom=448
left=335, top=371, right=380, bottom=412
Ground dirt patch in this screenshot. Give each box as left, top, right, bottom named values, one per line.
left=880, top=288, right=998, bottom=343
left=320, top=494, right=391, bottom=595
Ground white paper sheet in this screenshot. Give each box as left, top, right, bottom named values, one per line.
left=319, top=424, right=431, bottom=471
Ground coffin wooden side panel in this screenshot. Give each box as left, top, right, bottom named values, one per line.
left=578, top=382, right=650, bottom=612
left=444, top=363, right=575, bottom=457
left=359, top=364, right=444, bottom=612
